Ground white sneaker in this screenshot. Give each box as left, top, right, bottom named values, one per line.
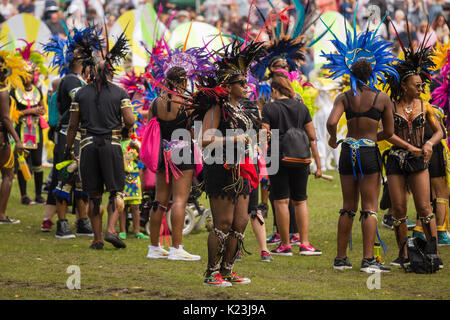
left=146, top=245, right=170, bottom=259
left=167, top=245, right=201, bottom=261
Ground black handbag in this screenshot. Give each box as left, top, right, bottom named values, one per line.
left=401, top=237, right=440, bottom=274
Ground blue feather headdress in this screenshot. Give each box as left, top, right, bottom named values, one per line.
left=43, top=24, right=104, bottom=77
left=320, top=7, right=399, bottom=95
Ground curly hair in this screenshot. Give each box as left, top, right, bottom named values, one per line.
left=350, top=60, right=373, bottom=85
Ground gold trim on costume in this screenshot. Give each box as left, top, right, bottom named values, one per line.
left=69, top=102, right=79, bottom=112
left=120, top=99, right=131, bottom=109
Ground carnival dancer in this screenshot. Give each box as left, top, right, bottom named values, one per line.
left=323, top=9, right=398, bottom=272
left=144, top=39, right=213, bottom=261
left=10, top=41, right=47, bottom=205
left=197, top=40, right=266, bottom=286
left=428, top=41, right=450, bottom=246
left=0, top=49, right=27, bottom=224
left=417, top=106, right=450, bottom=246
left=65, top=30, right=135, bottom=249
left=382, top=21, right=443, bottom=268
left=41, top=30, right=96, bottom=238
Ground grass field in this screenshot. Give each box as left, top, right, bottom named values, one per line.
left=0, top=169, right=449, bottom=300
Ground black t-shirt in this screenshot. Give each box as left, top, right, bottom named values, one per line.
left=262, top=98, right=312, bottom=134
left=58, top=73, right=84, bottom=126
left=73, top=82, right=130, bottom=136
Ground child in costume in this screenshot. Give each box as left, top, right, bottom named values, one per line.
left=118, top=126, right=149, bottom=240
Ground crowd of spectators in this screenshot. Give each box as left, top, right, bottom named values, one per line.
left=0, top=0, right=448, bottom=78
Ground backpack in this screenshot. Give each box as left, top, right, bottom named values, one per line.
left=48, top=91, right=59, bottom=128
left=401, top=237, right=440, bottom=274
left=139, top=101, right=161, bottom=173
left=280, top=107, right=311, bottom=167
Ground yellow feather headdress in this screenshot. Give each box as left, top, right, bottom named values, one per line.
left=0, top=50, right=30, bottom=90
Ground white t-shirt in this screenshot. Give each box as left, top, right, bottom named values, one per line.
left=0, top=3, right=14, bottom=19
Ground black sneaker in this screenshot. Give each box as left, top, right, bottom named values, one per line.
left=89, top=241, right=104, bottom=250
left=55, top=219, right=76, bottom=239
left=437, top=256, right=444, bottom=269
left=360, top=257, right=391, bottom=273
left=104, top=232, right=126, bottom=248
left=333, top=257, right=353, bottom=270
left=382, top=213, right=393, bottom=229
left=75, top=218, right=94, bottom=237
left=35, top=195, right=46, bottom=204
left=21, top=195, right=32, bottom=205
left=390, top=256, right=410, bottom=267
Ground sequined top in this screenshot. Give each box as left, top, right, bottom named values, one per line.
left=393, top=101, right=426, bottom=148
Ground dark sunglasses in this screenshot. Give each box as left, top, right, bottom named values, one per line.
left=229, top=79, right=248, bottom=87
left=273, top=63, right=289, bottom=69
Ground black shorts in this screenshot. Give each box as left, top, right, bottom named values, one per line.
left=79, top=136, right=125, bottom=194
left=429, top=143, right=445, bottom=178
left=385, top=148, right=428, bottom=176
left=203, top=163, right=252, bottom=200
left=157, top=140, right=195, bottom=173
left=338, top=144, right=382, bottom=176
left=269, top=164, right=310, bottom=201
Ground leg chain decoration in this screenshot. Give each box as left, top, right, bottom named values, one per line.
left=393, top=216, right=408, bottom=227
left=205, top=227, right=229, bottom=275
left=221, top=230, right=251, bottom=274
left=360, top=210, right=388, bottom=253
left=339, top=209, right=356, bottom=250
left=419, top=213, right=435, bottom=225
left=339, top=209, right=356, bottom=218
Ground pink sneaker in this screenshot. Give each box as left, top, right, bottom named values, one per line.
left=266, top=233, right=281, bottom=245
left=290, top=234, right=301, bottom=246
left=41, top=219, right=53, bottom=232
left=270, top=244, right=293, bottom=256
left=299, top=243, right=322, bottom=256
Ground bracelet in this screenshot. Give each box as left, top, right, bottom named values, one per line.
left=425, top=140, right=433, bottom=147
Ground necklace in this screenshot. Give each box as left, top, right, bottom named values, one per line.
left=400, top=101, right=415, bottom=132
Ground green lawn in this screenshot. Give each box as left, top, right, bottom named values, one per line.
left=0, top=170, right=449, bottom=300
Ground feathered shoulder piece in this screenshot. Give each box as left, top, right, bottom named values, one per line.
left=215, top=39, right=266, bottom=84
left=321, top=5, right=398, bottom=95
left=0, top=50, right=30, bottom=90
left=385, top=16, right=436, bottom=101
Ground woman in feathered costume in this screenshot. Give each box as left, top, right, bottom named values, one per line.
left=143, top=27, right=218, bottom=261
left=425, top=41, right=450, bottom=246
left=197, top=39, right=266, bottom=286
left=0, top=48, right=27, bottom=224
left=323, top=6, right=398, bottom=273
left=10, top=40, right=48, bottom=205
left=382, top=19, right=443, bottom=268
